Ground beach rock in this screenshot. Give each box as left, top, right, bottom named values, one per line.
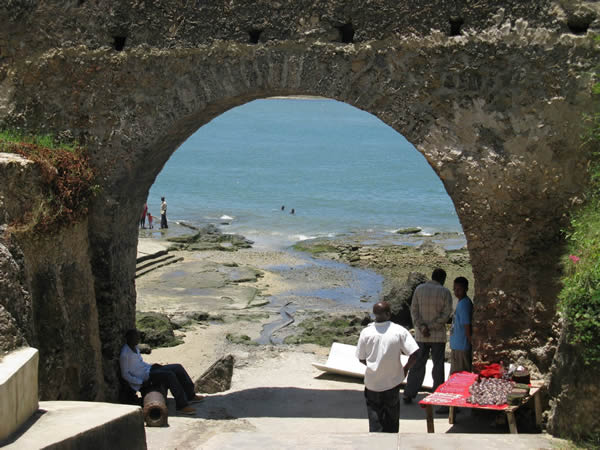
left=220, top=265, right=263, bottom=283
left=285, top=313, right=372, bottom=347
left=168, top=314, right=193, bottom=329
left=138, top=343, right=152, bottom=354
left=166, top=224, right=253, bottom=252
left=136, top=311, right=181, bottom=348
left=419, top=240, right=446, bottom=257
left=384, top=272, right=428, bottom=328
left=195, top=355, right=235, bottom=394
left=395, top=227, right=422, bottom=234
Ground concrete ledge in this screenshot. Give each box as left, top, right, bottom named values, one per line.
left=0, top=347, right=39, bottom=441
left=2, top=401, right=147, bottom=450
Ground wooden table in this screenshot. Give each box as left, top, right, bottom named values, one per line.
left=422, top=379, right=544, bottom=434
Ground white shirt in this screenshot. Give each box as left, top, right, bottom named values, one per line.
left=356, top=321, right=419, bottom=392
left=120, top=344, right=152, bottom=391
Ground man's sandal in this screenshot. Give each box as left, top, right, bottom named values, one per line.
left=177, top=406, right=196, bottom=415
left=190, top=394, right=205, bottom=403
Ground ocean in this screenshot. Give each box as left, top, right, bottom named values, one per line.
left=146, top=98, right=462, bottom=248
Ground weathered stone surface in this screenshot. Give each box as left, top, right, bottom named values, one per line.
left=0, top=154, right=104, bottom=401
left=547, top=319, right=600, bottom=438
left=195, top=355, right=235, bottom=394
left=0, top=241, right=30, bottom=354
left=0, top=0, right=599, bottom=435
left=384, top=272, right=428, bottom=328
left=19, top=221, right=105, bottom=401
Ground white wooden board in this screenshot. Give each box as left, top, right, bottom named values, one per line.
left=312, top=342, right=451, bottom=388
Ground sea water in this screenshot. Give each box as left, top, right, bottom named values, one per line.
left=147, top=98, right=462, bottom=248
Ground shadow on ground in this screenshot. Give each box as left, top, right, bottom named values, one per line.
left=162, top=386, right=366, bottom=420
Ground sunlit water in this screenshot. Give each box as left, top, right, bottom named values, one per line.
left=146, top=98, right=461, bottom=249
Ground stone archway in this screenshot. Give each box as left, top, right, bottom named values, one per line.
left=1, top=1, right=599, bottom=429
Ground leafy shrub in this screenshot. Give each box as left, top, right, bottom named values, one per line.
left=559, top=74, right=600, bottom=365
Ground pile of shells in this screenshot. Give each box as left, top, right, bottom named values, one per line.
left=466, top=378, right=514, bottom=406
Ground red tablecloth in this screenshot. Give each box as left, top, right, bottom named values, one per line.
left=418, top=372, right=508, bottom=410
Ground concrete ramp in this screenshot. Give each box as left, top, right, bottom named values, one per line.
left=3, top=401, right=147, bottom=450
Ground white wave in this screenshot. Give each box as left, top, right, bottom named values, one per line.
left=292, top=234, right=316, bottom=242
left=220, top=215, right=234, bottom=220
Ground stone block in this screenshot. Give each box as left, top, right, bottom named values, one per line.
left=0, top=347, right=39, bottom=442
left=3, top=401, right=146, bottom=449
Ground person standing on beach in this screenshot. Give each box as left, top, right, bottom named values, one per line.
left=436, top=276, right=473, bottom=415
left=140, top=203, right=148, bottom=229
left=160, top=197, right=168, bottom=229
left=449, top=276, right=472, bottom=374
left=403, top=268, right=452, bottom=405
left=356, top=301, right=419, bottom=433
left=147, top=212, right=153, bottom=229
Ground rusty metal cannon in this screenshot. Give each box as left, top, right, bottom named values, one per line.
left=142, top=385, right=168, bottom=427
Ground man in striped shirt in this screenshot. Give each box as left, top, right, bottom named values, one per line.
left=402, top=268, right=452, bottom=404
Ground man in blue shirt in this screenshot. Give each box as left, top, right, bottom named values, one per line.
left=120, top=329, right=203, bottom=415
left=436, top=277, right=473, bottom=415
left=449, top=276, right=473, bottom=374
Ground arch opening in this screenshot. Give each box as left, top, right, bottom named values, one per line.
left=136, top=97, right=471, bottom=348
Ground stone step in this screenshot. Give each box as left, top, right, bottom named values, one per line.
left=135, top=256, right=184, bottom=278
left=199, top=431, right=397, bottom=450
left=3, top=401, right=146, bottom=450
left=198, top=431, right=560, bottom=450
left=136, top=253, right=176, bottom=271
left=136, top=249, right=168, bottom=265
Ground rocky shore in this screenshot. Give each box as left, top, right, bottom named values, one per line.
left=136, top=227, right=473, bottom=356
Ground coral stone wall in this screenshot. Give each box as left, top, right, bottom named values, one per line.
left=1, top=0, right=599, bottom=434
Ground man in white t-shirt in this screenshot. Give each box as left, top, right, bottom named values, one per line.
left=356, top=301, right=419, bottom=433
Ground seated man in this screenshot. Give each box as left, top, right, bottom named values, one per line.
left=120, top=329, right=203, bottom=415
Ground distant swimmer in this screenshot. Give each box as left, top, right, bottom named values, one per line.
left=290, top=208, right=295, bottom=215
left=281, top=205, right=285, bottom=211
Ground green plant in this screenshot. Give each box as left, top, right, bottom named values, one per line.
left=558, top=71, right=600, bottom=365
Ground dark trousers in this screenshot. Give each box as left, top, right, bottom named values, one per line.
left=364, top=385, right=400, bottom=433
left=403, top=341, right=446, bottom=398
left=160, top=213, right=168, bottom=229
left=140, top=216, right=146, bottom=228
left=149, top=364, right=194, bottom=409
